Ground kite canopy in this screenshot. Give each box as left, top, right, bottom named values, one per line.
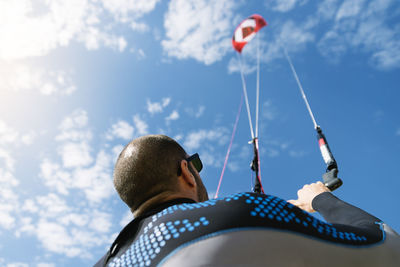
left=232, top=14, right=267, bottom=53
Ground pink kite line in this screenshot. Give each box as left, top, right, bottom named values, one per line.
left=214, top=94, right=243, bottom=198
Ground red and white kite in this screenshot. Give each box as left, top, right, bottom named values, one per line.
left=232, top=14, right=267, bottom=53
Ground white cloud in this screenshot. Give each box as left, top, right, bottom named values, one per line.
left=266, top=0, right=307, bottom=13
left=0, top=122, right=29, bottom=232
left=40, top=160, right=70, bottom=195
left=165, top=110, right=179, bottom=123
left=335, top=0, right=365, bottom=21
left=0, top=110, right=122, bottom=260
left=81, top=29, right=127, bottom=52
left=131, top=21, right=150, bottom=32
left=137, top=49, right=146, bottom=59
left=37, top=263, right=55, bottom=267
left=198, top=151, right=217, bottom=167
left=277, top=20, right=315, bottom=53
left=195, top=106, right=205, bottom=118
left=129, top=47, right=147, bottom=59
left=185, top=106, right=205, bottom=118
left=73, top=150, right=114, bottom=203
left=227, top=161, right=240, bottom=172
left=262, top=100, right=277, bottom=121
left=0, top=63, right=77, bottom=96
left=55, top=110, right=93, bottom=168
left=6, top=263, right=29, bottom=267
left=227, top=56, right=257, bottom=74
left=59, top=142, right=93, bottom=168
left=106, top=120, right=134, bottom=140
left=36, top=194, right=71, bottom=218
left=41, top=109, right=114, bottom=203
left=119, top=210, right=133, bottom=227
left=23, top=202, right=112, bottom=258
left=317, top=0, right=400, bottom=69
left=147, top=97, right=171, bottom=114
left=0, top=121, right=19, bottom=146
left=0, top=124, right=26, bottom=231
left=265, top=148, right=279, bottom=158
left=162, top=0, right=237, bottom=65
left=317, top=31, right=347, bottom=61
left=289, top=150, right=306, bottom=157
left=0, top=0, right=161, bottom=99
left=133, top=114, right=148, bottom=135
left=174, top=134, right=184, bottom=141
left=239, top=145, right=251, bottom=160
left=34, top=158, right=114, bottom=256
left=184, top=128, right=228, bottom=150
left=56, top=109, right=92, bottom=141
left=59, top=109, right=88, bottom=130
left=22, top=199, right=39, bottom=214
left=0, top=0, right=86, bottom=60
left=36, top=219, right=81, bottom=257
left=0, top=0, right=160, bottom=102
left=262, top=139, right=294, bottom=158
left=101, top=0, right=161, bottom=22
left=21, top=132, right=36, bottom=145
left=0, top=201, right=17, bottom=230
left=41, top=148, right=113, bottom=201
left=20, top=109, right=117, bottom=259
left=316, top=0, right=340, bottom=21
left=89, top=210, right=112, bottom=233
left=0, top=0, right=136, bottom=61
left=112, top=144, right=125, bottom=162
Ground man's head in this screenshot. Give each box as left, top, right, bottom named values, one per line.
left=113, top=135, right=208, bottom=214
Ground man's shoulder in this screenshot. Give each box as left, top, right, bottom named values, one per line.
left=153, top=192, right=294, bottom=225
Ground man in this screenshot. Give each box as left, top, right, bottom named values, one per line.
left=95, top=135, right=399, bottom=267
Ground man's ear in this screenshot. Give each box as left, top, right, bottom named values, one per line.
left=180, top=159, right=196, bottom=187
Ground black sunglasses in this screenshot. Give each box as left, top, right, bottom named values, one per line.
left=187, top=153, right=203, bottom=173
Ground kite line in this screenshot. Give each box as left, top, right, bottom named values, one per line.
left=231, top=14, right=267, bottom=194
left=282, top=46, right=343, bottom=191
left=215, top=94, right=243, bottom=198
left=237, top=53, right=255, bottom=140
left=217, top=14, right=343, bottom=197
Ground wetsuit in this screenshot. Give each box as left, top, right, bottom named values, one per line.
left=94, top=192, right=400, bottom=267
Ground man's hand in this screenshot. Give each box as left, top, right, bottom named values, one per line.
left=288, top=181, right=330, bottom=213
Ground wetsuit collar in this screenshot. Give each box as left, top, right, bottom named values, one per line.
left=105, top=198, right=196, bottom=264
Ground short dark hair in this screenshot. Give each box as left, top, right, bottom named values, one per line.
left=113, top=135, right=187, bottom=211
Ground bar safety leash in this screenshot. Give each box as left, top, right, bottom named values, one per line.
left=251, top=33, right=264, bottom=194
left=283, top=47, right=343, bottom=191
left=251, top=137, right=264, bottom=193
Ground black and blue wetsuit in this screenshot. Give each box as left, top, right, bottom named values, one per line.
left=95, top=192, right=399, bottom=267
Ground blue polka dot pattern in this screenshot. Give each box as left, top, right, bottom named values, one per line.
left=108, top=206, right=211, bottom=267
left=242, top=193, right=368, bottom=243
left=106, top=192, right=381, bottom=266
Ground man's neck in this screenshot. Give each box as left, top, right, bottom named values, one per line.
left=133, top=191, right=197, bottom=218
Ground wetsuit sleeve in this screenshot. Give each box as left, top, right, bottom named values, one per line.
left=312, top=192, right=381, bottom=228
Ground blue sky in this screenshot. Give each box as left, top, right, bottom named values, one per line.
left=0, top=0, right=399, bottom=266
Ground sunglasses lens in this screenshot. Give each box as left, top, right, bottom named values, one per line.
left=189, top=154, right=203, bottom=172
left=194, top=159, right=202, bottom=172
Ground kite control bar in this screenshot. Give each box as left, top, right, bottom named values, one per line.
left=316, top=126, right=343, bottom=191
